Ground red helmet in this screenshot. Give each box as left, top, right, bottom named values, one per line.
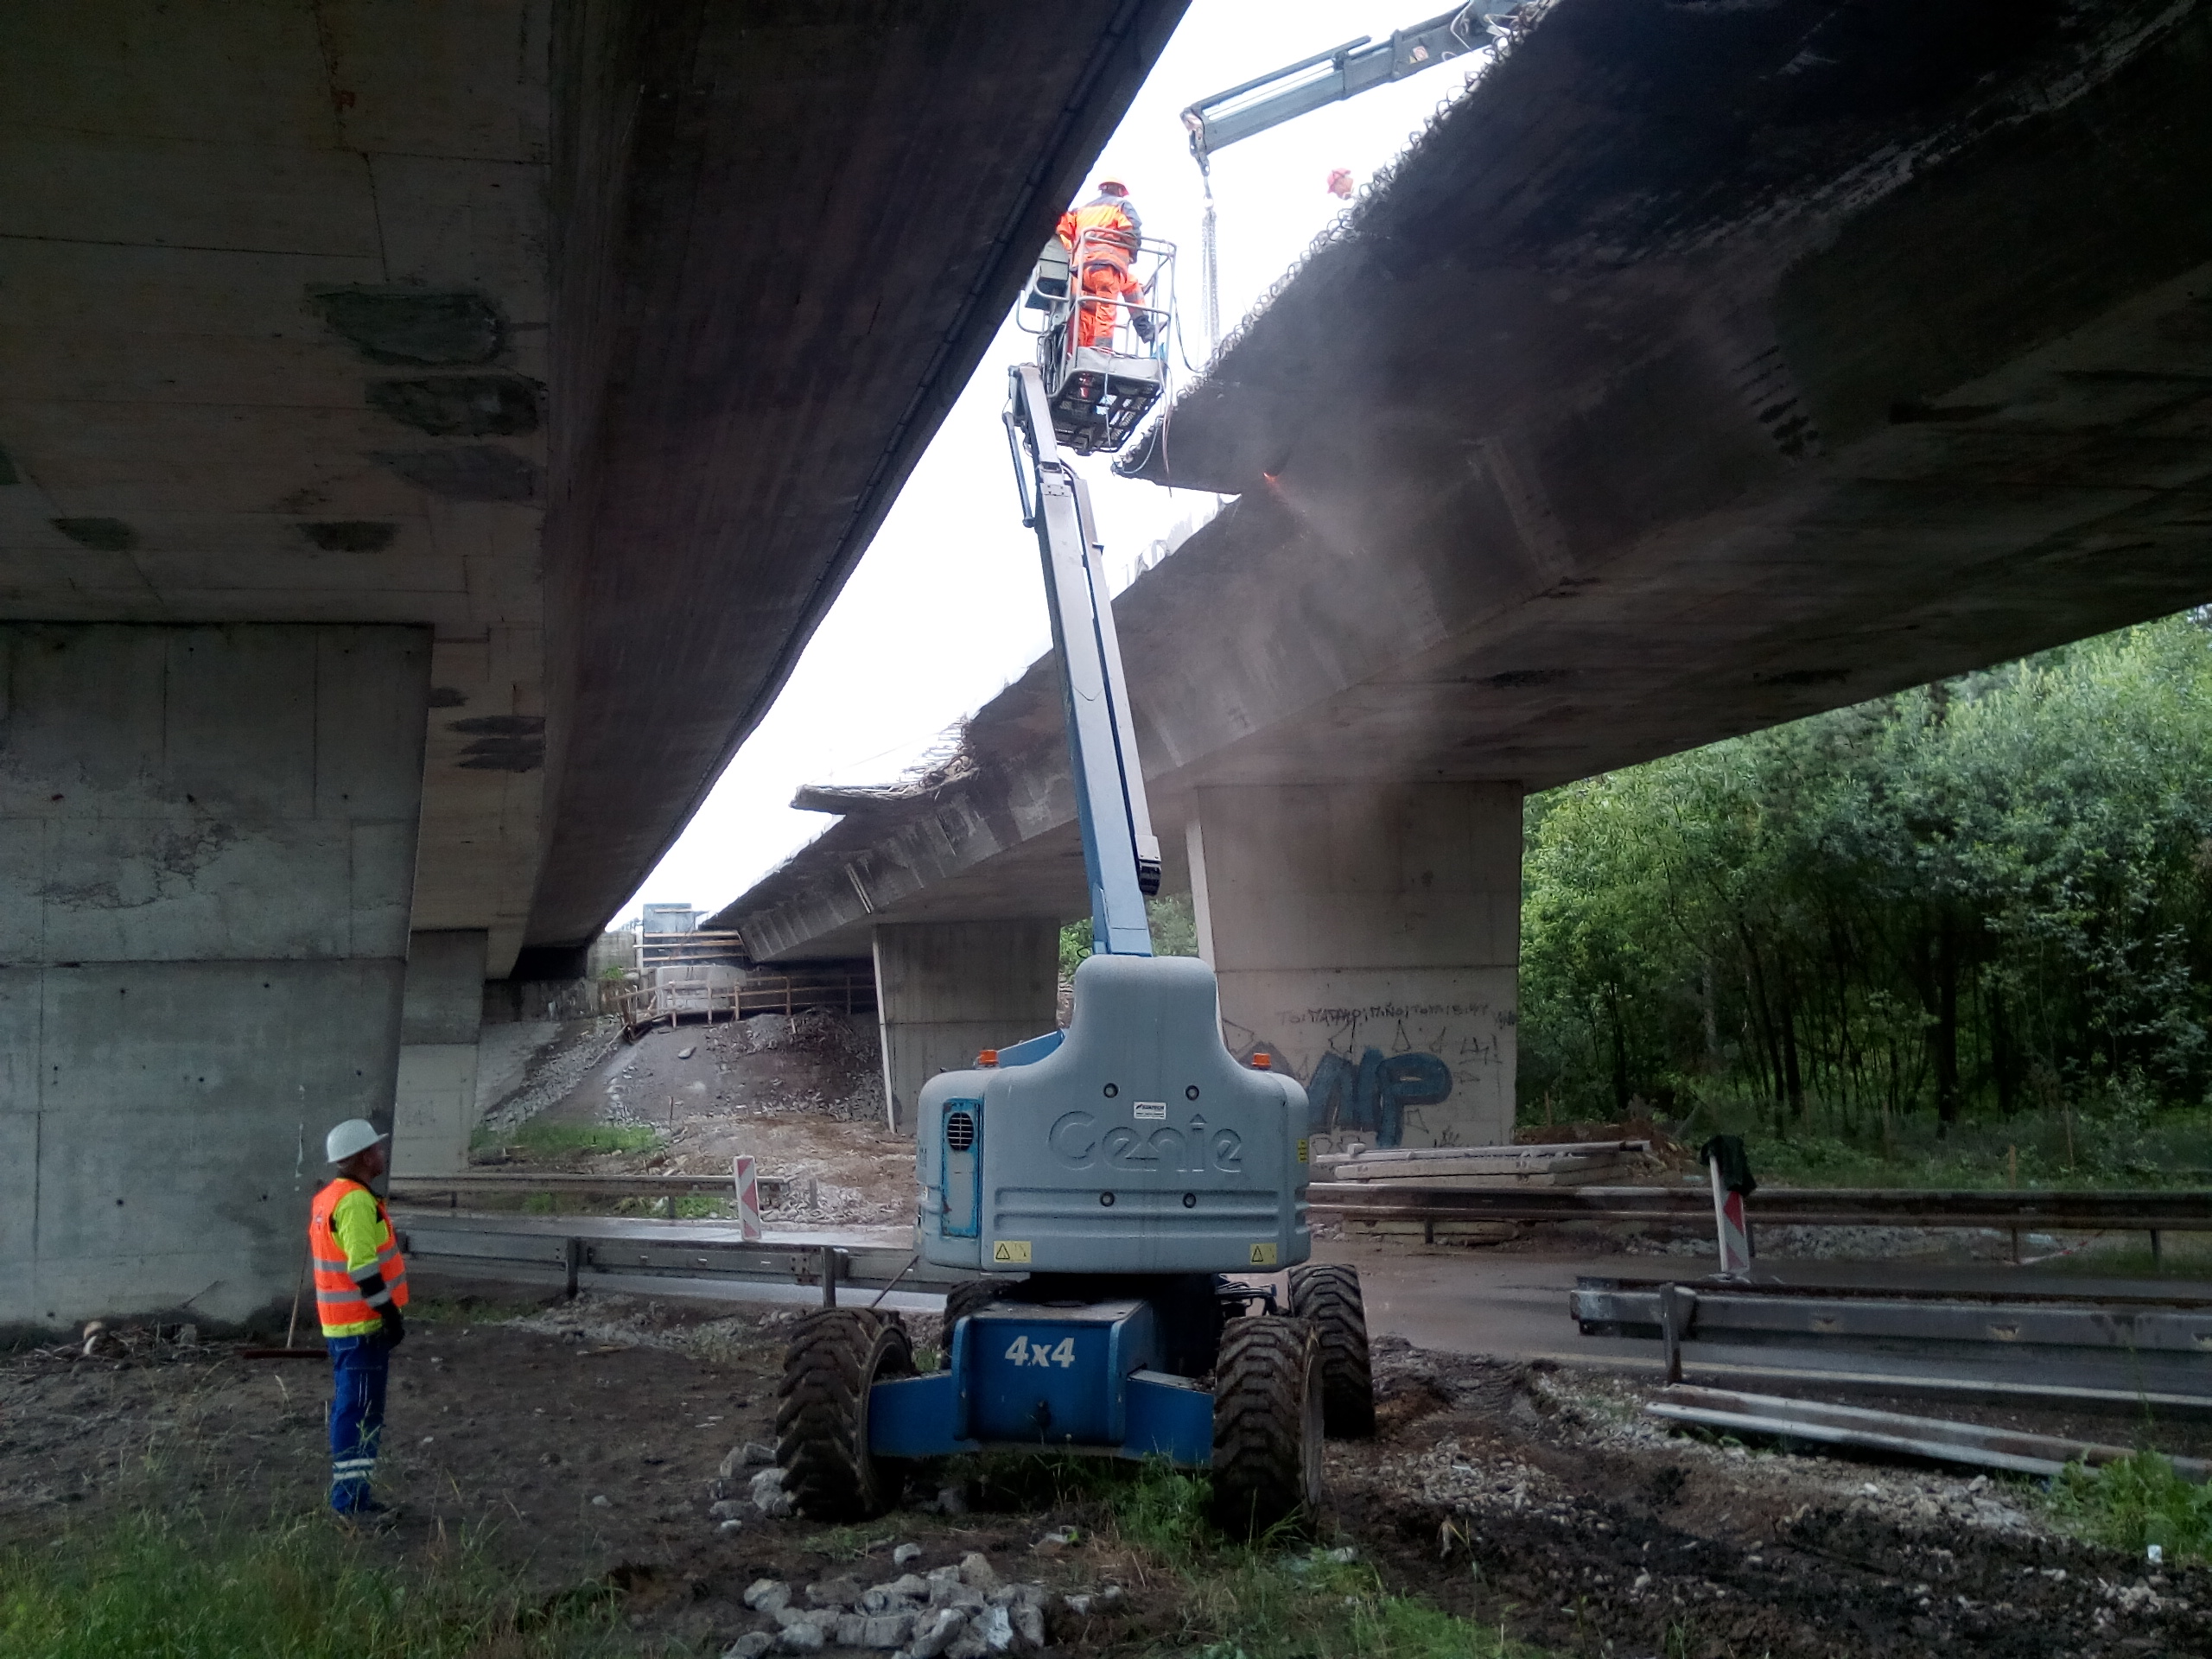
left=1096, top=177, right=1129, bottom=195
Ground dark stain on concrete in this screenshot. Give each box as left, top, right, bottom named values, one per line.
left=37, top=823, right=239, bottom=909
left=1480, top=669, right=1570, bottom=690
left=367, top=375, right=543, bottom=437
left=308, top=286, right=505, bottom=365
left=428, top=686, right=469, bottom=709
left=455, top=736, right=545, bottom=772
left=52, top=518, right=137, bottom=552
left=373, top=446, right=540, bottom=502
left=298, top=521, right=397, bottom=552
left=450, top=714, right=546, bottom=772
left=0, top=446, right=17, bottom=486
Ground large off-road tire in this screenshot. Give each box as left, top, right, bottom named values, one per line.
left=1210, top=1314, right=1324, bottom=1535
left=1288, top=1262, right=1375, bottom=1439
left=941, top=1276, right=1020, bottom=1343
left=775, top=1309, right=915, bottom=1521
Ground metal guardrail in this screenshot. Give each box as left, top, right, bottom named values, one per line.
left=1572, top=1277, right=2212, bottom=1356
left=390, top=1173, right=790, bottom=1209
left=1646, top=1385, right=2212, bottom=1480
left=1307, top=1183, right=2212, bottom=1234
left=398, top=1217, right=969, bottom=1304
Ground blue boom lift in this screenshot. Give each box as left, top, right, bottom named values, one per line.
left=774, top=228, right=1373, bottom=1535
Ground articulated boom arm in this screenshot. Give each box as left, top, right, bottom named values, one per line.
left=1005, top=364, right=1161, bottom=957
left=1180, top=5, right=1519, bottom=169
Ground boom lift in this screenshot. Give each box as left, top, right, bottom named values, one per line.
left=773, top=229, right=1375, bottom=1534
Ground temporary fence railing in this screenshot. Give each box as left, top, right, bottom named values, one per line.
left=615, top=968, right=875, bottom=1037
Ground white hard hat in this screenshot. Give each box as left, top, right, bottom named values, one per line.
left=326, top=1118, right=388, bottom=1164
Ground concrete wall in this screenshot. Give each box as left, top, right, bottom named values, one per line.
left=0, top=624, right=429, bottom=1333
left=390, top=929, right=487, bottom=1178
left=1188, top=783, right=1521, bottom=1150
left=872, top=921, right=1058, bottom=1134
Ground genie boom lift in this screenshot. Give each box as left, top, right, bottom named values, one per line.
left=774, top=228, right=1373, bottom=1534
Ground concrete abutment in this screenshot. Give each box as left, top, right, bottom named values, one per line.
left=0, top=624, right=429, bottom=1334
left=871, top=920, right=1058, bottom=1134
left=1186, top=782, right=1522, bottom=1150
left=391, top=929, right=488, bottom=1178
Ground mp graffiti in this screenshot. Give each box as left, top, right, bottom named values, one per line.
left=1303, top=1048, right=1452, bottom=1147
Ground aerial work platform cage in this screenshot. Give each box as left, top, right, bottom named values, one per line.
left=1020, top=228, right=1173, bottom=456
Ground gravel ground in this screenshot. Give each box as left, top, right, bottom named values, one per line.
left=4, top=1295, right=2203, bottom=1656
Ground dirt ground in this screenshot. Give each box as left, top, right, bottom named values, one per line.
left=499, top=1017, right=912, bottom=1225
left=3, top=1293, right=2203, bottom=1658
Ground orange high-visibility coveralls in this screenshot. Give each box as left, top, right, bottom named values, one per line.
left=1057, top=194, right=1143, bottom=350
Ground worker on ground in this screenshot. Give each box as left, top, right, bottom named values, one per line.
left=1056, top=177, right=1155, bottom=352
left=312, top=1118, right=409, bottom=1522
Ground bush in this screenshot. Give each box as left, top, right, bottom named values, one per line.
left=2047, top=1452, right=2212, bottom=1564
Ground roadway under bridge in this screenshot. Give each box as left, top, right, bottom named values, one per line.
left=717, top=0, right=2212, bottom=1138
left=0, top=0, right=1185, bottom=1332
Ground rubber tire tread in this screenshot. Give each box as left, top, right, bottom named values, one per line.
left=1210, top=1314, right=1322, bottom=1536
left=1288, top=1262, right=1375, bottom=1439
left=774, top=1310, right=913, bottom=1522
left=941, top=1276, right=1020, bottom=1345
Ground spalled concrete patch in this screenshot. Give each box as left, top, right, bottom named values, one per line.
left=367, top=375, right=543, bottom=437
left=308, top=287, right=505, bottom=365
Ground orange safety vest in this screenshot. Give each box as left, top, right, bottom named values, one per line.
left=309, top=1178, right=409, bottom=1335
left=1057, top=196, right=1141, bottom=271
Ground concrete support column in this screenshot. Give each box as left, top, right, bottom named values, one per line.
left=0, top=625, right=429, bottom=1334
left=390, top=929, right=488, bottom=1177
left=1187, top=782, right=1521, bottom=1150
left=871, top=921, right=1058, bottom=1134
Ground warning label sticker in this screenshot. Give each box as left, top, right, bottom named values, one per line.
left=992, top=1240, right=1033, bottom=1264
left=1248, top=1243, right=1279, bottom=1267
left=1295, top=1138, right=1309, bottom=1164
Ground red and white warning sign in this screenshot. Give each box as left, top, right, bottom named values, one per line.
left=732, top=1154, right=764, bottom=1242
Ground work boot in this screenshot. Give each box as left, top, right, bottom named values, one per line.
left=332, top=1494, right=400, bottom=1532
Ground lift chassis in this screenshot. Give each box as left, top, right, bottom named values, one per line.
left=776, top=254, right=1374, bottom=1535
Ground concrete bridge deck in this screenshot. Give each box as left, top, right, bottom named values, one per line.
left=0, top=0, right=1183, bottom=1330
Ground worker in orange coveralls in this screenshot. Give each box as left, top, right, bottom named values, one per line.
left=1056, top=178, right=1155, bottom=351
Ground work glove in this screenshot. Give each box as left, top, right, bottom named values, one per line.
left=379, top=1306, right=406, bottom=1349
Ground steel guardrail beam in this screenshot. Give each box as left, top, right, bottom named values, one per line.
left=1307, top=1183, right=2212, bottom=1230
left=1571, top=1283, right=2212, bottom=1355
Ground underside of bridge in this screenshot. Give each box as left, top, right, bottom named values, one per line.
left=719, top=0, right=2212, bottom=1139
left=0, top=0, right=1183, bottom=1330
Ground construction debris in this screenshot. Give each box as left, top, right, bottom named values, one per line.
left=724, top=1556, right=1065, bottom=1658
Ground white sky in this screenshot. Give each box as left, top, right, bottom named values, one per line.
left=620, top=3, right=1497, bottom=927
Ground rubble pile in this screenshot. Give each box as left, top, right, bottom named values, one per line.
left=721, top=1553, right=1115, bottom=1659
left=711, top=1010, right=884, bottom=1123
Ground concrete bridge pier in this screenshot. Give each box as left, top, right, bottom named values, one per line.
left=0, top=624, right=429, bottom=1333
left=391, top=930, right=488, bottom=1178
left=872, top=920, right=1058, bottom=1134
left=1185, top=782, right=1522, bottom=1151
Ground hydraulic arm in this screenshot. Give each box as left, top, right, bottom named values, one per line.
left=1179, top=5, right=1520, bottom=169
left=1003, top=363, right=1161, bottom=957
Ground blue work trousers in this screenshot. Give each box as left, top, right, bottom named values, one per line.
left=326, top=1332, right=390, bottom=1512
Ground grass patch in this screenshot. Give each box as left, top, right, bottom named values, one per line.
left=2046, top=1452, right=2212, bottom=1564
left=1014, top=1461, right=1549, bottom=1659
left=500, top=1122, right=661, bottom=1160
left=0, top=1510, right=616, bottom=1658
